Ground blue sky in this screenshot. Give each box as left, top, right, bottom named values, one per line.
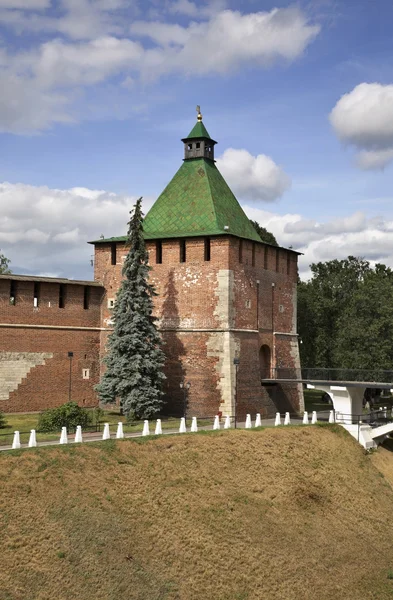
left=1, top=0, right=393, bottom=278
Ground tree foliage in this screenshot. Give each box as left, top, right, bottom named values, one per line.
left=250, top=220, right=278, bottom=246
left=0, top=250, right=11, bottom=274
left=96, top=198, right=166, bottom=419
left=298, top=256, right=393, bottom=372
left=37, top=402, right=92, bottom=432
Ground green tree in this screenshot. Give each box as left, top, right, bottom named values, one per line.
left=37, top=401, right=92, bottom=432
left=96, top=198, right=166, bottom=419
left=249, top=220, right=278, bottom=246
left=334, top=263, right=393, bottom=372
left=0, top=250, right=11, bottom=274
left=298, top=256, right=393, bottom=374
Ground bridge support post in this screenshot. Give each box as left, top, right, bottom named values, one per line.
left=308, top=384, right=366, bottom=424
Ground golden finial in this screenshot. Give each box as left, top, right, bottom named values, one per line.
left=196, top=105, right=202, bottom=121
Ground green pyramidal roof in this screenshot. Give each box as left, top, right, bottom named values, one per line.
left=184, top=120, right=213, bottom=140
left=142, top=158, right=261, bottom=242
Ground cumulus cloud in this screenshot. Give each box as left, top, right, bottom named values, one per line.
left=168, top=0, right=227, bottom=18
left=245, top=204, right=393, bottom=279
left=3, top=179, right=392, bottom=283
left=0, top=182, right=155, bottom=278
left=131, top=8, right=320, bottom=76
left=330, top=82, right=393, bottom=170
left=216, top=148, right=291, bottom=202
left=0, top=5, right=320, bottom=132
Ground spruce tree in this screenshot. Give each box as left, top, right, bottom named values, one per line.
left=96, top=198, right=166, bottom=419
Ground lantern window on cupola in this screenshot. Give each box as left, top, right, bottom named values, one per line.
left=182, top=105, right=217, bottom=162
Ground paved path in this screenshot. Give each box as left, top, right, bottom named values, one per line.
left=0, top=417, right=309, bottom=452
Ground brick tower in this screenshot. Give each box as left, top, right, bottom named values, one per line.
left=92, top=109, right=303, bottom=418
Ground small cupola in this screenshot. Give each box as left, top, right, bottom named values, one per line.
left=181, top=106, right=217, bottom=161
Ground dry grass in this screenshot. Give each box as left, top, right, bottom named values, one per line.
left=1, top=426, right=393, bottom=600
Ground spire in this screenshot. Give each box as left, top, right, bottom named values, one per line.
left=182, top=106, right=217, bottom=161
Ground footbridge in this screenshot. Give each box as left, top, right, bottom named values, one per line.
left=262, top=367, right=393, bottom=448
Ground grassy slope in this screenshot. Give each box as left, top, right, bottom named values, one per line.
left=1, top=427, right=393, bottom=600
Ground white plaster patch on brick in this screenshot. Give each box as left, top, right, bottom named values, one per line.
left=204, top=270, right=239, bottom=415
left=289, top=282, right=304, bottom=412
left=291, top=283, right=297, bottom=334
left=213, top=270, right=235, bottom=329
left=0, top=352, right=53, bottom=401
left=176, top=268, right=202, bottom=288
left=206, top=331, right=239, bottom=416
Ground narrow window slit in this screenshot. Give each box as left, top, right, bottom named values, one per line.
left=33, top=282, right=40, bottom=307
left=83, top=286, right=90, bottom=310
left=111, top=243, right=117, bottom=266
left=180, top=239, right=186, bottom=263
left=59, top=284, right=66, bottom=309
left=9, top=280, right=16, bottom=305
left=204, top=238, right=211, bottom=262
left=156, top=240, right=162, bottom=264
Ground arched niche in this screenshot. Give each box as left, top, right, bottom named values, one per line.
left=259, top=345, right=272, bottom=379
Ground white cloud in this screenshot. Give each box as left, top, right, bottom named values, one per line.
left=216, top=148, right=291, bottom=202
left=356, top=148, right=393, bottom=170
left=0, top=6, right=320, bottom=132
left=168, top=0, right=227, bottom=18
left=0, top=0, right=49, bottom=7
left=330, top=82, right=393, bottom=170
left=132, top=7, right=320, bottom=76
left=0, top=182, right=155, bottom=278
left=2, top=180, right=393, bottom=281
left=245, top=205, right=393, bottom=278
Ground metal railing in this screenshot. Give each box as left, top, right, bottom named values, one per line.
left=264, top=367, right=393, bottom=384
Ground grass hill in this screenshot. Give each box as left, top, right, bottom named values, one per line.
left=2, top=425, right=393, bottom=600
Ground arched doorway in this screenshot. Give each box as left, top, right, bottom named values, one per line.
left=259, top=345, right=271, bottom=379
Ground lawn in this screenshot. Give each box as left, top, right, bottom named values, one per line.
left=0, top=409, right=216, bottom=446
left=303, top=388, right=332, bottom=413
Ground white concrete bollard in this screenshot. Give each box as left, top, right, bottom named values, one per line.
left=275, top=412, right=281, bottom=426
left=102, top=423, right=110, bottom=440
left=191, top=416, right=198, bottom=432
left=311, top=411, right=318, bottom=424
left=284, top=412, right=291, bottom=425
left=155, top=419, right=162, bottom=435
left=384, top=407, right=388, bottom=419
left=12, top=431, right=21, bottom=449
left=302, top=411, right=309, bottom=425
left=329, top=410, right=335, bottom=424
left=245, top=414, right=252, bottom=429
left=59, top=426, right=68, bottom=444
left=28, top=429, right=37, bottom=448
left=213, top=415, right=220, bottom=430
left=224, top=415, right=231, bottom=429
left=116, top=422, right=124, bottom=439
left=74, top=425, right=83, bottom=443
left=142, top=420, right=150, bottom=436
left=255, top=413, right=262, bottom=427
left=179, top=417, right=187, bottom=433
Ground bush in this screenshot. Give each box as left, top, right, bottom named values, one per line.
left=0, top=411, right=7, bottom=429
left=37, top=402, right=92, bottom=432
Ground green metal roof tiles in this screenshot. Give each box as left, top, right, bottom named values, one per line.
left=184, top=120, right=213, bottom=141
left=142, top=158, right=262, bottom=242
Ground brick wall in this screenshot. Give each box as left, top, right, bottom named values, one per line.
left=0, top=278, right=103, bottom=412
left=94, top=235, right=303, bottom=418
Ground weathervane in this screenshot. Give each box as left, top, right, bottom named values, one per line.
left=196, top=105, right=203, bottom=121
